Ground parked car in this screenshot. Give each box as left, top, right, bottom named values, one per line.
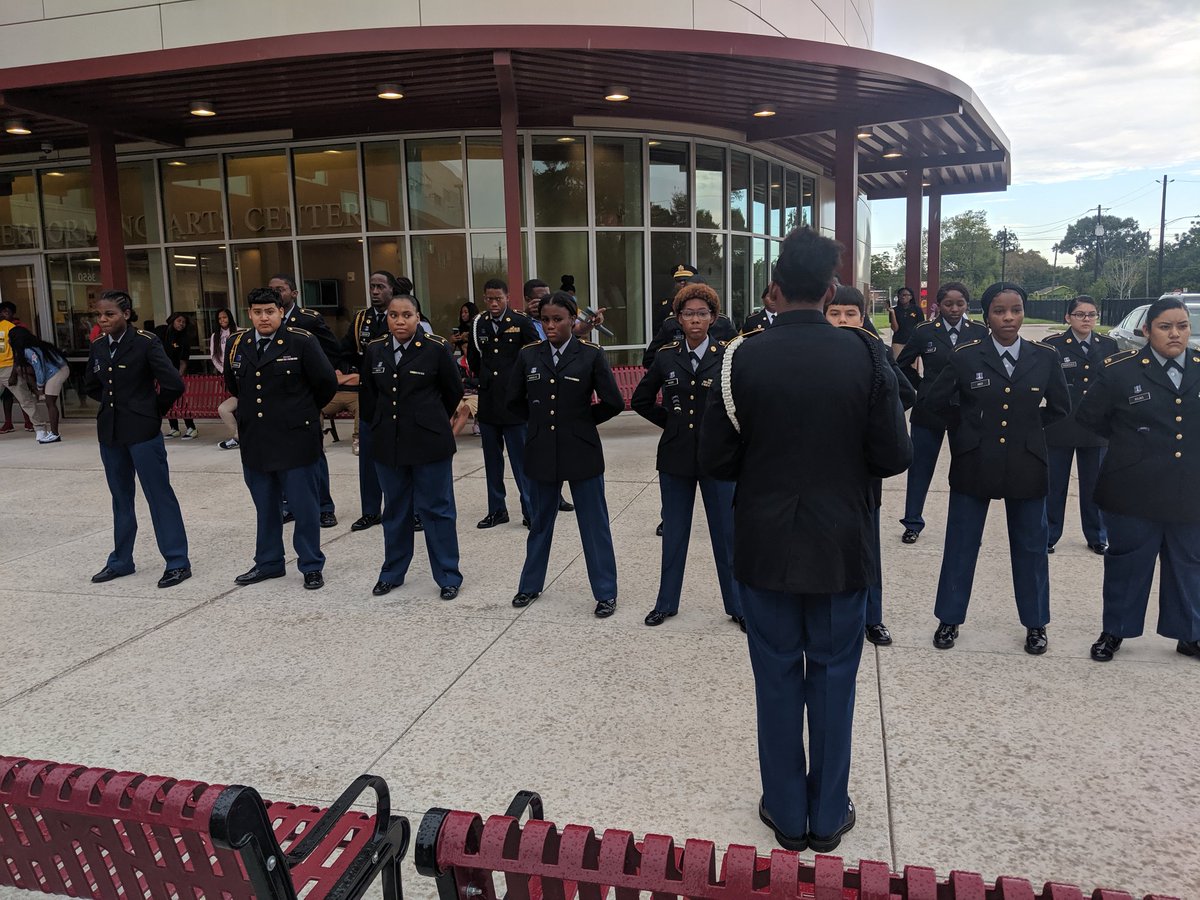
left=1108, top=294, right=1200, bottom=352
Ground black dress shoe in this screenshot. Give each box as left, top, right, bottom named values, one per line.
left=440, top=585, right=459, bottom=600
left=350, top=514, right=381, bottom=532
left=512, top=591, right=540, bottom=608
left=644, top=610, right=674, bottom=626
left=234, top=566, right=286, bottom=585
left=521, top=516, right=530, bottom=528
left=808, top=800, right=856, bottom=853
left=1089, top=542, right=1108, bottom=555
left=1047, top=544, right=1056, bottom=554
left=373, top=580, right=399, bottom=596
left=901, top=529, right=919, bottom=544
left=558, top=498, right=575, bottom=512
left=757, top=798, right=806, bottom=851
left=319, top=512, right=337, bottom=528
left=414, top=514, right=424, bottom=532
left=732, top=615, right=747, bottom=633
left=477, top=510, right=509, bottom=529
left=933, top=622, right=958, bottom=649
left=1025, top=627, right=1048, bottom=655
left=91, top=566, right=130, bottom=583
left=865, top=623, right=893, bottom=646
left=594, top=598, right=617, bottom=618
left=1177, top=639, right=1200, bottom=658
left=157, top=567, right=192, bottom=589
left=655, top=521, right=663, bottom=536
left=303, top=571, right=325, bottom=590
left=281, top=511, right=295, bottom=523
left=1091, top=632, right=1123, bottom=662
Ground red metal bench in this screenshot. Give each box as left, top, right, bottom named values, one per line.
left=0, top=756, right=409, bottom=900
left=414, top=793, right=1177, bottom=900
left=165, top=376, right=356, bottom=439
left=610, top=366, right=645, bottom=411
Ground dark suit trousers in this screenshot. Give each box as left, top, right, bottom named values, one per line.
left=900, top=423, right=944, bottom=532
left=1102, top=511, right=1200, bottom=641
left=1047, top=445, right=1107, bottom=548
left=867, top=506, right=883, bottom=625
left=479, top=421, right=530, bottom=518
left=280, top=450, right=335, bottom=516
left=741, top=584, right=866, bottom=838
left=358, top=419, right=383, bottom=517
left=934, top=491, right=1050, bottom=628
left=518, top=475, right=616, bottom=601
left=375, top=458, right=462, bottom=588
left=244, top=460, right=325, bottom=574
left=655, top=472, right=741, bottom=617
left=99, top=434, right=190, bottom=573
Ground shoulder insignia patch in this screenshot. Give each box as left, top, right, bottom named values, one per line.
left=135, top=329, right=154, bottom=339
left=954, top=339, right=982, bottom=352
left=286, top=326, right=312, bottom=336
left=579, top=339, right=599, bottom=348
left=297, top=307, right=319, bottom=317
left=1032, top=340, right=1057, bottom=352
left=913, top=320, right=934, bottom=330
left=850, top=325, right=885, bottom=343
left=1104, top=349, right=1138, bottom=366
left=740, top=326, right=765, bottom=337
left=661, top=340, right=681, bottom=351
left=424, top=332, right=448, bottom=345
left=366, top=335, right=390, bottom=345
left=717, top=339, right=728, bottom=347
left=521, top=339, right=545, bottom=349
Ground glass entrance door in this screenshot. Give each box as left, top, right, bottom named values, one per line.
left=0, top=256, right=49, bottom=338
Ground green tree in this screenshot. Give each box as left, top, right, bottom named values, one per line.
left=1057, top=215, right=1147, bottom=283
left=870, top=252, right=900, bottom=294
left=939, top=210, right=1000, bottom=300
left=1161, top=221, right=1200, bottom=291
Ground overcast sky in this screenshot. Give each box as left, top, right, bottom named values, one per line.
left=869, top=0, right=1200, bottom=260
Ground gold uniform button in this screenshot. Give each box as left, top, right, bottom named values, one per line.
left=688, top=423, right=694, bottom=429
left=1083, top=377, right=1089, bottom=382
left=257, top=412, right=263, bottom=418
left=999, top=437, right=1006, bottom=444
left=1177, top=398, right=1183, bottom=405
left=256, top=371, right=261, bottom=377
left=1178, top=434, right=1184, bottom=440
left=492, top=371, right=498, bottom=377
left=689, top=409, right=695, bottom=415
left=107, top=367, right=113, bottom=372
left=493, top=348, right=499, bottom=354
left=549, top=378, right=556, bottom=384
left=256, top=384, right=262, bottom=390
left=689, top=395, right=695, bottom=401
left=1083, top=364, right=1090, bottom=370
left=550, top=425, right=555, bottom=431
left=1176, top=451, right=1183, bottom=458
left=256, top=398, right=262, bottom=404
left=550, top=410, right=555, bottom=416
left=392, top=387, right=397, bottom=392
left=550, top=395, right=555, bottom=400
left=1176, top=416, right=1183, bottom=423
left=1004, top=387, right=1011, bottom=394
left=393, top=414, right=397, bottom=420
left=1001, top=420, right=1007, bottom=427
left=1002, top=403, right=1009, bottom=410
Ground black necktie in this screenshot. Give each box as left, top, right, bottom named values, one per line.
left=256, top=337, right=270, bottom=357
left=1079, top=341, right=1089, bottom=354
left=552, top=348, right=562, bottom=368
left=949, top=327, right=958, bottom=345
left=395, top=343, right=405, bottom=365
left=492, top=317, right=502, bottom=336
left=689, top=351, right=701, bottom=371
left=1001, top=351, right=1016, bottom=372
left=1165, top=359, right=1182, bottom=372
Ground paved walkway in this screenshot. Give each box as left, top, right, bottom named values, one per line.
left=1, top=349, right=1194, bottom=899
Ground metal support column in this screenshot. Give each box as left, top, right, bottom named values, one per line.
left=926, top=189, right=941, bottom=306
left=833, top=124, right=858, bottom=287
left=904, top=168, right=922, bottom=303
left=494, top=50, right=524, bottom=292
left=89, top=125, right=127, bottom=289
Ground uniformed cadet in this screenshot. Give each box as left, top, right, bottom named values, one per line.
left=467, top=277, right=541, bottom=528
left=1078, top=296, right=1200, bottom=662
left=268, top=273, right=340, bottom=528
left=508, top=291, right=625, bottom=617
left=1042, top=295, right=1117, bottom=555
left=925, top=282, right=1071, bottom=655
left=85, top=289, right=192, bottom=589
left=699, top=227, right=911, bottom=854
left=888, top=285, right=923, bottom=362
left=226, top=287, right=338, bottom=590
left=741, top=286, right=778, bottom=333
left=631, top=282, right=743, bottom=629
left=650, top=263, right=695, bottom=340
left=361, top=293, right=465, bottom=600
left=643, top=274, right=738, bottom=367
left=894, top=282, right=988, bottom=544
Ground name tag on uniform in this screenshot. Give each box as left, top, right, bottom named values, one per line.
left=665, top=377, right=679, bottom=386
left=970, top=378, right=990, bottom=389
left=1031, top=387, right=1041, bottom=392
left=565, top=375, right=581, bottom=382
left=527, top=373, right=541, bottom=381
left=117, top=364, right=127, bottom=369
left=1061, top=359, right=1077, bottom=368
left=1129, top=391, right=1151, bottom=404
left=92, top=361, right=100, bottom=372
left=278, top=355, right=298, bottom=362
left=372, top=363, right=386, bottom=374
left=408, top=370, right=426, bottom=376
left=926, top=342, right=936, bottom=352
left=231, top=358, right=242, bottom=369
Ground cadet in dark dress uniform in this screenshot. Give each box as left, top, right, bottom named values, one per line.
left=1043, top=295, right=1117, bottom=554
left=643, top=276, right=738, bottom=367
left=85, top=290, right=191, bottom=588
left=467, top=277, right=541, bottom=528
left=1078, top=296, right=1200, bottom=662
left=650, top=263, right=694, bottom=341
left=632, top=282, right=742, bottom=628
left=361, top=293, right=465, bottom=599
left=508, top=292, right=625, bottom=617
left=888, top=286, right=922, bottom=361
left=925, top=282, right=1071, bottom=655
left=227, top=287, right=339, bottom=590
left=741, top=287, right=778, bottom=333
left=895, top=283, right=988, bottom=543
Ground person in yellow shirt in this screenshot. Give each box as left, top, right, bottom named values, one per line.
left=0, top=301, right=47, bottom=439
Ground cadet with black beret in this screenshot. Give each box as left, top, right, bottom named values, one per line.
left=741, top=286, right=779, bottom=333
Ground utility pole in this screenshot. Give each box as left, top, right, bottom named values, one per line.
left=999, top=227, right=1010, bottom=281
left=1093, top=205, right=1103, bottom=282
left=1157, top=175, right=1173, bottom=295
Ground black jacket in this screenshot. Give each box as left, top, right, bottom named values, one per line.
left=1042, top=330, right=1118, bottom=448
left=284, top=305, right=342, bottom=370
left=1077, top=346, right=1200, bottom=523
left=467, top=307, right=540, bottom=425
left=698, top=309, right=912, bottom=594
left=85, top=329, right=185, bottom=446
left=631, top=338, right=727, bottom=478
left=642, top=313, right=738, bottom=368
left=361, top=333, right=464, bottom=468
left=338, top=306, right=390, bottom=380
left=925, top=337, right=1071, bottom=500
left=895, top=318, right=989, bottom=431
left=507, top=338, right=624, bottom=483
left=224, top=327, right=339, bottom=473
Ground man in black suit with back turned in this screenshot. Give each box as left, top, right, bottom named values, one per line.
left=699, top=228, right=912, bottom=854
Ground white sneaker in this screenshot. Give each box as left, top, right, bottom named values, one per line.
left=182, top=427, right=198, bottom=440
left=218, top=437, right=239, bottom=450
left=34, top=429, right=46, bottom=441
left=165, top=429, right=180, bottom=438
left=37, top=432, right=61, bottom=444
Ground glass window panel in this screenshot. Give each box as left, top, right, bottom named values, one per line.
left=293, top=145, right=361, bottom=235
left=751, top=158, right=768, bottom=236
left=364, top=142, right=403, bottom=232
left=0, top=171, right=40, bottom=250
left=730, top=235, right=750, bottom=327
left=119, top=160, right=160, bottom=244
left=226, top=150, right=292, bottom=240
left=126, top=248, right=168, bottom=337
left=730, top=152, right=750, bottom=233
left=167, top=245, right=229, bottom=350
left=769, top=164, right=784, bottom=238
left=367, top=236, right=409, bottom=289
left=467, top=137, right=513, bottom=230
left=531, top=136, right=587, bottom=228
left=41, top=168, right=95, bottom=249
left=697, top=232, right=726, bottom=309
left=650, top=231, right=691, bottom=311
left=695, top=145, right=725, bottom=230
left=649, top=140, right=689, bottom=227
left=784, top=170, right=802, bottom=234
left=594, top=137, right=642, bottom=227
left=161, top=156, right=224, bottom=242
left=47, top=253, right=101, bottom=355
left=411, top=233, right=469, bottom=338
left=753, top=238, right=769, bottom=302
left=802, top=175, right=816, bottom=229
left=595, top=231, right=644, bottom=347
left=231, top=241, right=296, bottom=311
left=297, top=238, right=361, bottom=339
left=534, top=231, right=590, bottom=308
left=470, top=232, right=508, bottom=305
left=407, top=138, right=465, bottom=230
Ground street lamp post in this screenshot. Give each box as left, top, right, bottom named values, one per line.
left=1093, top=205, right=1105, bottom=282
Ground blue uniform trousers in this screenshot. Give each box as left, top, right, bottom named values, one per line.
left=357, top=419, right=383, bottom=517
left=374, top=458, right=462, bottom=588
left=934, top=491, right=1050, bottom=628
left=655, top=472, right=741, bottom=617
left=1047, top=445, right=1107, bottom=548
left=245, top=460, right=325, bottom=574
left=741, top=583, right=866, bottom=838
left=900, top=423, right=944, bottom=532
left=1102, top=511, right=1200, bottom=641
left=479, top=422, right=530, bottom=519
left=867, top=505, right=884, bottom=625
left=518, top=475, right=617, bottom=601
left=99, top=434, right=190, bottom=573
left=280, top=450, right=335, bottom=517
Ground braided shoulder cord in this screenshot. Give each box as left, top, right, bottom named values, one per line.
left=720, top=333, right=747, bottom=433
left=471, top=312, right=483, bottom=358
left=850, top=327, right=887, bottom=406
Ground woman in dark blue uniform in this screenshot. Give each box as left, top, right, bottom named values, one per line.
left=361, top=293, right=464, bottom=600
left=508, top=291, right=625, bottom=617
left=84, top=289, right=192, bottom=589
left=1042, top=295, right=1117, bottom=555
left=632, top=282, right=742, bottom=629
left=925, top=282, right=1070, bottom=655
left=887, top=286, right=922, bottom=362
left=894, top=282, right=987, bottom=543
left=1078, top=296, right=1200, bottom=662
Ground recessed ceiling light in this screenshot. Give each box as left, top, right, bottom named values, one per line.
left=752, top=104, right=776, bottom=118
left=4, top=119, right=31, bottom=135
left=556, top=136, right=576, bottom=143
left=881, top=144, right=903, bottom=159
left=167, top=160, right=188, bottom=167
left=647, top=140, right=661, bottom=147
left=45, top=171, right=66, bottom=177
left=604, top=85, right=631, bottom=102
left=376, top=83, right=404, bottom=100
left=922, top=180, right=932, bottom=187
left=856, top=128, right=873, bottom=140
left=189, top=100, right=216, bottom=117
left=324, top=149, right=342, bottom=155
left=84, top=257, right=101, bottom=263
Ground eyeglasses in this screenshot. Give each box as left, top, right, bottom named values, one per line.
left=679, top=309, right=712, bottom=319
left=1070, top=312, right=1099, bottom=320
